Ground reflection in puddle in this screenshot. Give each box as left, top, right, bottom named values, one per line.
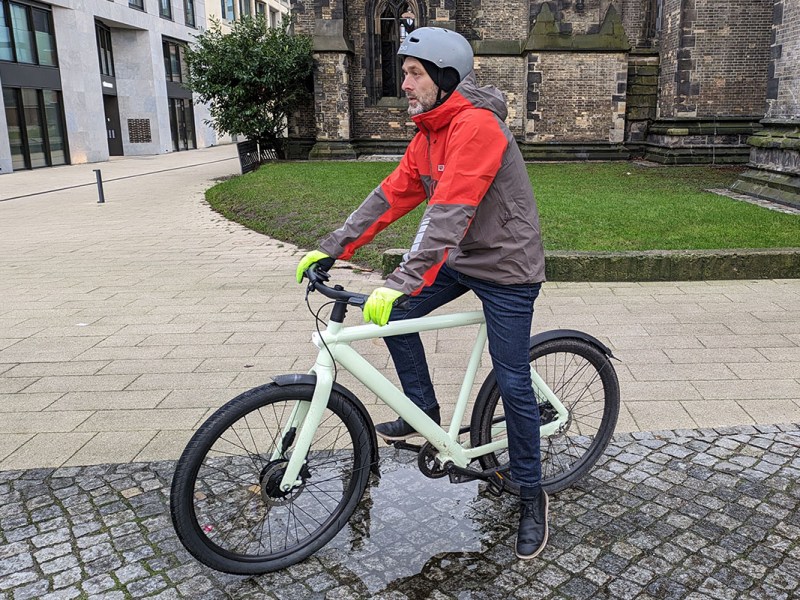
left=314, top=448, right=519, bottom=596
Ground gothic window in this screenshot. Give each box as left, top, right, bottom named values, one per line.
left=367, top=0, right=423, bottom=102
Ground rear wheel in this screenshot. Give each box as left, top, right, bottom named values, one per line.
left=470, top=337, right=619, bottom=493
left=170, top=383, right=373, bottom=574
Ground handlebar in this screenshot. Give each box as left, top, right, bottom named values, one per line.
left=305, top=265, right=368, bottom=308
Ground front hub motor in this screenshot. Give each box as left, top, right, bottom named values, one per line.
left=258, top=460, right=310, bottom=506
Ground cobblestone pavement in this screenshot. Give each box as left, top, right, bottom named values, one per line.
left=1, top=424, right=798, bottom=600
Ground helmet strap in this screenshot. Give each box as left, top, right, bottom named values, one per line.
left=434, top=87, right=449, bottom=107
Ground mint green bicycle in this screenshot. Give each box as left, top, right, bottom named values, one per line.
left=170, top=266, right=620, bottom=574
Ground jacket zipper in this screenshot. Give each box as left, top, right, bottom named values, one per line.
left=424, top=130, right=436, bottom=197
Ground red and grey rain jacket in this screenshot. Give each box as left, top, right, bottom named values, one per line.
left=319, top=73, right=546, bottom=296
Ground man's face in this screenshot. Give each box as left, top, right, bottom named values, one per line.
left=402, top=57, right=439, bottom=116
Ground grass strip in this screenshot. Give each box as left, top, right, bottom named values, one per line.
left=206, top=161, right=800, bottom=272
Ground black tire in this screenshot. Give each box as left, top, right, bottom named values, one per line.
left=470, top=337, right=620, bottom=494
left=170, top=382, right=373, bottom=574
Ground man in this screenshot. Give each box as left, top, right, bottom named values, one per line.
left=296, top=27, right=548, bottom=560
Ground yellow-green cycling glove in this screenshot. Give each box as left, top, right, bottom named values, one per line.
left=295, top=250, right=334, bottom=283
left=363, top=287, right=405, bottom=326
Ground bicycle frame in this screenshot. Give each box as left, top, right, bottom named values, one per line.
left=277, top=309, right=569, bottom=493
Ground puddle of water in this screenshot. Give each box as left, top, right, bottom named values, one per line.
left=314, top=448, right=520, bottom=596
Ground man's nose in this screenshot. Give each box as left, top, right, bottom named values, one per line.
left=401, top=74, right=413, bottom=91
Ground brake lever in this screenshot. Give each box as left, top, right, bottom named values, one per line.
left=305, top=265, right=330, bottom=285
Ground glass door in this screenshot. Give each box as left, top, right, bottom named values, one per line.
left=3, top=87, right=26, bottom=170
left=168, top=97, right=196, bottom=151
left=2, top=86, right=67, bottom=169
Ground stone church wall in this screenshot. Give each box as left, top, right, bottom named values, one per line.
left=290, top=0, right=797, bottom=169
left=657, top=0, right=772, bottom=119
left=474, top=56, right=528, bottom=138
left=767, top=0, right=800, bottom=121
left=731, top=0, right=800, bottom=206
left=528, top=51, right=628, bottom=143
left=648, top=0, right=774, bottom=164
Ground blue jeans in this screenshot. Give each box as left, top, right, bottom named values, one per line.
left=385, top=264, right=542, bottom=488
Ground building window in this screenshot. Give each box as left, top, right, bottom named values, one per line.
left=31, top=7, right=54, bottom=65
left=95, top=22, right=114, bottom=77
left=269, top=8, right=279, bottom=28
left=184, top=0, right=195, bottom=27
left=239, top=0, right=250, bottom=17
left=220, top=0, right=234, bottom=21
left=0, top=4, right=11, bottom=61
left=255, top=1, right=265, bottom=16
left=129, top=0, right=144, bottom=12
left=9, top=3, right=33, bottom=63
left=162, top=39, right=188, bottom=83
left=0, top=0, right=57, bottom=66
left=3, top=85, right=67, bottom=169
left=159, top=0, right=172, bottom=20
left=368, top=1, right=418, bottom=100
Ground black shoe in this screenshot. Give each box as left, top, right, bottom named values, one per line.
left=375, top=406, right=440, bottom=441
left=515, top=487, right=549, bottom=560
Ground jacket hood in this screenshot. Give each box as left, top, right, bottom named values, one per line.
left=412, top=72, right=508, bottom=132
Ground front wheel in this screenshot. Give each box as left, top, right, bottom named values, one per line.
left=470, top=337, right=620, bottom=494
left=170, top=383, right=374, bottom=574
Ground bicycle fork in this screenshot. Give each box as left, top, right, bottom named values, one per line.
left=275, top=354, right=336, bottom=493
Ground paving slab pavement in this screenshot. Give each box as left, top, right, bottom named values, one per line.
left=1, top=146, right=799, bottom=598
left=1, top=144, right=799, bottom=469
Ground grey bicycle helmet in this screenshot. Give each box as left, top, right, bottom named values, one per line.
left=398, top=27, right=474, bottom=95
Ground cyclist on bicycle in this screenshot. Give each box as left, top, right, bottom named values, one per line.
left=296, top=27, right=548, bottom=560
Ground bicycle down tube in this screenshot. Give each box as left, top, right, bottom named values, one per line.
left=277, top=309, right=569, bottom=492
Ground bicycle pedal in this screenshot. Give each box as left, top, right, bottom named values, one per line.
left=447, top=470, right=476, bottom=485
left=387, top=440, right=423, bottom=452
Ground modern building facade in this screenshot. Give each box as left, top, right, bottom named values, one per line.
left=207, top=0, right=288, bottom=31
left=1, top=0, right=215, bottom=174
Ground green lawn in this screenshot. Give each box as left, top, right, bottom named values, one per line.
left=206, top=161, right=800, bottom=271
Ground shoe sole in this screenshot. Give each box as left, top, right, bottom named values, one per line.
left=375, top=430, right=420, bottom=442
left=515, top=492, right=549, bottom=560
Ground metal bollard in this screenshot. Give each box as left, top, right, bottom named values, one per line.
left=94, top=169, right=106, bottom=204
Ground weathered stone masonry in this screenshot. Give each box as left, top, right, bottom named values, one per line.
left=292, top=0, right=639, bottom=161
left=732, top=0, right=800, bottom=207
left=647, top=0, right=774, bottom=165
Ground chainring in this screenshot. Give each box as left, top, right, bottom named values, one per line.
left=417, top=442, right=448, bottom=479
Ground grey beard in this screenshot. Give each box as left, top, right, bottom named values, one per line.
left=407, top=89, right=439, bottom=116
left=407, top=102, right=426, bottom=116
